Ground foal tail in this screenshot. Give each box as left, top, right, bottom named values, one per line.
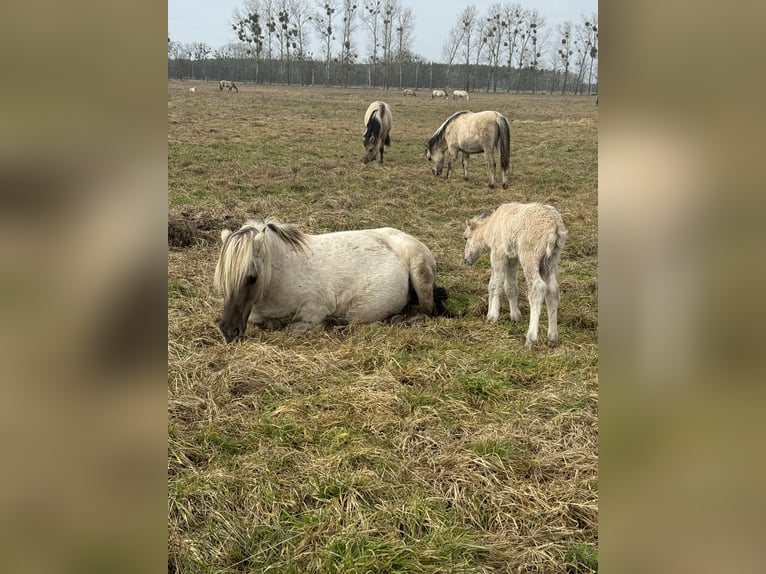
left=539, top=222, right=568, bottom=278
left=496, top=115, right=511, bottom=171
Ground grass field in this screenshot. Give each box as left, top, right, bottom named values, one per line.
left=168, top=80, right=598, bottom=573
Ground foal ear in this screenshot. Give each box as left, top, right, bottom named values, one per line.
left=220, top=229, right=232, bottom=243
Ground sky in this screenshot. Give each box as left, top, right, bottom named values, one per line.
left=168, top=0, right=597, bottom=64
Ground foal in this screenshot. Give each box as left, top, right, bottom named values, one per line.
left=463, top=203, right=567, bottom=348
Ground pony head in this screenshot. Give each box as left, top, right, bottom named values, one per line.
left=214, top=226, right=267, bottom=342
left=424, top=144, right=446, bottom=176
left=363, top=119, right=381, bottom=164
left=213, top=220, right=308, bottom=342
left=462, top=210, right=494, bottom=265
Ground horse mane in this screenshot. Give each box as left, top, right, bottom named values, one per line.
left=426, top=110, right=471, bottom=150
left=364, top=107, right=383, bottom=142
left=213, top=218, right=309, bottom=302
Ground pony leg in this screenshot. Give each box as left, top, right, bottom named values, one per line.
left=461, top=153, right=470, bottom=180
left=379, top=143, right=384, bottom=163
left=522, top=262, right=547, bottom=348
left=487, top=252, right=505, bottom=322
left=503, top=258, right=521, bottom=321
left=408, top=257, right=435, bottom=315
left=486, top=149, right=497, bottom=188
left=545, top=273, right=560, bottom=346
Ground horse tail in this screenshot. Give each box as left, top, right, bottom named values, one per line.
left=497, top=114, right=511, bottom=172
left=539, top=220, right=568, bottom=278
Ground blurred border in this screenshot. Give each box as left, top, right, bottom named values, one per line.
left=0, top=1, right=167, bottom=572
left=601, top=1, right=766, bottom=572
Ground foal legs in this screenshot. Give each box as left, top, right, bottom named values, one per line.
left=522, top=261, right=547, bottom=348
left=544, top=271, right=560, bottom=347
left=503, top=258, right=522, bottom=321
left=486, top=252, right=506, bottom=322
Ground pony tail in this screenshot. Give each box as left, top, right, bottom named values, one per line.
left=497, top=116, right=511, bottom=171
left=540, top=224, right=567, bottom=277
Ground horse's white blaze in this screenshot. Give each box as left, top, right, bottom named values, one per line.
left=463, top=203, right=567, bottom=348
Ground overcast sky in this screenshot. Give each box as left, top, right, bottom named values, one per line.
left=168, top=0, right=597, bottom=64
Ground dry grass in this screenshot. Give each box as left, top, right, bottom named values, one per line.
left=168, top=80, right=598, bottom=573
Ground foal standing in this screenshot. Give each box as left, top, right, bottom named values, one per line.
left=463, top=203, right=567, bottom=348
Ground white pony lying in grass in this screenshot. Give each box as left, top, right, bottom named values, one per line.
left=463, top=202, right=567, bottom=348
left=214, top=219, right=448, bottom=342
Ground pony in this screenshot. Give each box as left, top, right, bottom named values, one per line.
left=362, top=101, right=393, bottom=164
left=463, top=203, right=567, bottom=348
left=452, top=89, right=469, bottom=101
left=431, top=90, right=449, bottom=99
left=403, top=88, right=417, bottom=97
left=188, top=87, right=196, bottom=92
left=425, top=110, right=511, bottom=189
left=214, top=219, right=447, bottom=342
left=219, top=80, right=238, bottom=92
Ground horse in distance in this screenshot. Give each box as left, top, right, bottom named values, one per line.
left=214, top=219, right=447, bottom=342
left=189, top=87, right=196, bottom=92
left=403, top=88, right=417, bottom=97
left=452, top=89, right=469, bottom=101
left=425, top=110, right=511, bottom=189
left=363, top=101, right=393, bottom=164
left=219, top=80, right=238, bottom=92
left=431, top=89, right=449, bottom=99
left=463, top=203, right=567, bottom=348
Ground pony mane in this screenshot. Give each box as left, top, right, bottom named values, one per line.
left=426, top=110, right=471, bottom=150
left=213, top=218, right=309, bottom=301
left=364, top=107, right=382, bottom=142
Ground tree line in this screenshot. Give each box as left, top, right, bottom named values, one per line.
left=168, top=1, right=597, bottom=95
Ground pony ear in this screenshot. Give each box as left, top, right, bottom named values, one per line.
left=221, top=229, right=232, bottom=243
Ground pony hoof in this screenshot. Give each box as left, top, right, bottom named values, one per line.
left=547, top=337, right=560, bottom=347
left=502, top=183, right=508, bottom=189
left=488, top=183, right=495, bottom=189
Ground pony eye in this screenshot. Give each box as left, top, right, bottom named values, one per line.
left=246, top=276, right=257, bottom=285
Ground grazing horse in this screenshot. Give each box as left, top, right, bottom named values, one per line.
left=219, top=80, right=238, bottom=92
left=403, top=88, right=417, bottom=97
left=425, top=110, right=511, bottom=189
left=188, top=87, right=196, bottom=92
left=452, top=89, right=469, bottom=101
left=431, top=89, right=449, bottom=99
left=363, top=101, right=393, bottom=164
left=463, top=203, right=567, bottom=348
left=214, top=219, right=447, bottom=342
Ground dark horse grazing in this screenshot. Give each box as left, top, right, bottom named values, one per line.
left=219, top=80, right=238, bottom=92
left=425, top=110, right=511, bottom=189
left=362, top=101, right=393, bottom=164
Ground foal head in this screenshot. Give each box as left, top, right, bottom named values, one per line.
left=462, top=210, right=494, bottom=265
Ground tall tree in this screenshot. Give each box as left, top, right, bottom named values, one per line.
left=233, top=1, right=266, bottom=83
left=339, top=0, right=358, bottom=87
left=582, top=15, right=598, bottom=94
left=458, top=5, right=478, bottom=91
left=362, top=0, right=382, bottom=86
left=312, top=0, right=338, bottom=85
left=501, top=3, right=523, bottom=92
left=557, top=21, right=573, bottom=94
left=483, top=4, right=507, bottom=93
left=288, top=0, right=313, bottom=85
left=394, top=7, right=414, bottom=89
left=381, top=0, right=399, bottom=89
